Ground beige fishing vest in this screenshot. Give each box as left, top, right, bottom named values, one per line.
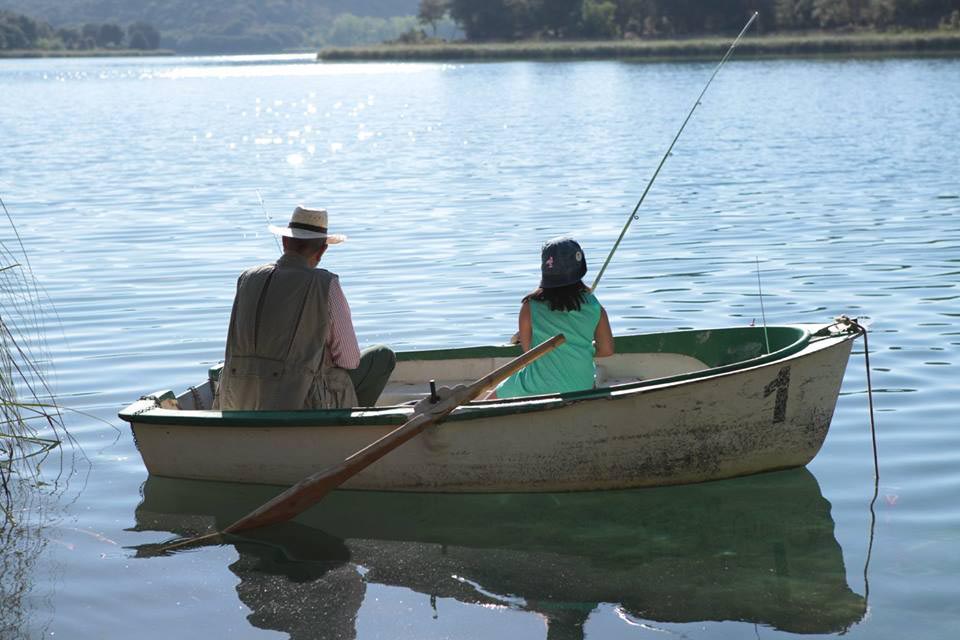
left=217, top=253, right=358, bottom=410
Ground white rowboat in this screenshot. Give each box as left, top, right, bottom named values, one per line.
left=119, top=320, right=862, bottom=491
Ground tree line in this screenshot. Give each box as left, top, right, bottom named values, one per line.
left=0, top=7, right=432, bottom=53
left=0, top=0, right=422, bottom=53
left=418, top=0, right=960, bottom=40
left=4, top=0, right=957, bottom=54
left=0, top=0, right=419, bottom=29
left=0, top=11, right=160, bottom=51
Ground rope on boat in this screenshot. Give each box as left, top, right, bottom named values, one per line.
left=833, top=315, right=879, bottom=483
left=849, top=316, right=879, bottom=615
left=860, top=325, right=879, bottom=484
left=188, top=385, right=203, bottom=410
left=832, top=314, right=879, bottom=618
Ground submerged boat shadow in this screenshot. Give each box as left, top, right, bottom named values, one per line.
left=133, top=468, right=865, bottom=637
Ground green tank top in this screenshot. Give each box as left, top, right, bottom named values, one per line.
left=497, top=293, right=602, bottom=398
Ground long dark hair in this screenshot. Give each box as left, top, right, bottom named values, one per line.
left=524, top=281, right=588, bottom=312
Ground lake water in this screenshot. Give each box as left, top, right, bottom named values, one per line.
left=1, top=53, right=958, bottom=639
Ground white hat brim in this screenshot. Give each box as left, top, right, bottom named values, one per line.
left=268, top=224, right=346, bottom=244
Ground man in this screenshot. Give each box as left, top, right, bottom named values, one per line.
left=217, top=206, right=395, bottom=410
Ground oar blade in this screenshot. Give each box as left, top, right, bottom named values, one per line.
left=224, top=468, right=351, bottom=533
left=170, top=334, right=565, bottom=545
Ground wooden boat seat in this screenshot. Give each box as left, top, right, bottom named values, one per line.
left=597, top=352, right=710, bottom=382
left=176, top=382, right=215, bottom=411
left=378, top=352, right=709, bottom=406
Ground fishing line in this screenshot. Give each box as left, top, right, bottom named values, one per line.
left=256, top=188, right=281, bottom=251
left=755, top=256, right=770, bottom=354
left=1, top=179, right=264, bottom=250
left=591, top=11, right=758, bottom=292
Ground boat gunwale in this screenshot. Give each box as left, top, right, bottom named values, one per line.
left=119, top=324, right=858, bottom=428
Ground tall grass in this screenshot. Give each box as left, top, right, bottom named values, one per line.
left=0, top=196, right=66, bottom=525
left=318, top=30, right=960, bottom=61
left=0, top=196, right=70, bottom=638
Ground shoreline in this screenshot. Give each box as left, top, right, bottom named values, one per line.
left=317, top=30, right=960, bottom=61
left=0, top=49, right=175, bottom=59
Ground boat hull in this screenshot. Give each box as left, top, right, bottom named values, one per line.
left=126, top=328, right=856, bottom=491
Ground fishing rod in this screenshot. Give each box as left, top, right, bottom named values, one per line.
left=256, top=188, right=281, bottom=252
left=591, top=11, right=759, bottom=292
left=755, top=256, right=770, bottom=353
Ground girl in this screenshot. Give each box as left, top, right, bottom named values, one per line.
left=493, top=236, right=614, bottom=399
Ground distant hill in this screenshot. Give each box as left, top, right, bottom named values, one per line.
left=0, top=1, right=420, bottom=26
left=0, top=0, right=421, bottom=52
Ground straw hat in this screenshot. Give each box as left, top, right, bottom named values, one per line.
left=268, top=206, right=346, bottom=244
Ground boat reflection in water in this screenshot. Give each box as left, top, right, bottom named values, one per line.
left=134, top=468, right=866, bottom=638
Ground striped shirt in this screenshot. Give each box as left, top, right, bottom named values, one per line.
left=327, top=277, right=361, bottom=369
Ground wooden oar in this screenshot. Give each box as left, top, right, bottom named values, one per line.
left=161, top=333, right=565, bottom=552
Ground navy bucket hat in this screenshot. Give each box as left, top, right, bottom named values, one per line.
left=540, top=236, right=587, bottom=288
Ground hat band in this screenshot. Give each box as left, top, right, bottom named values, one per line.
left=288, top=221, right=328, bottom=234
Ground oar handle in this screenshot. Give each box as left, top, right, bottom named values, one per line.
left=456, top=332, right=566, bottom=401
left=221, top=333, right=566, bottom=535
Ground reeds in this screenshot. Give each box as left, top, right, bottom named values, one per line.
left=0, top=196, right=85, bottom=639
left=318, top=30, right=960, bottom=61
left=0, top=196, right=65, bottom=526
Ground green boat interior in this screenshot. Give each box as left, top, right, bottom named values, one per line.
left=168, top=326, right=811, bottom=412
